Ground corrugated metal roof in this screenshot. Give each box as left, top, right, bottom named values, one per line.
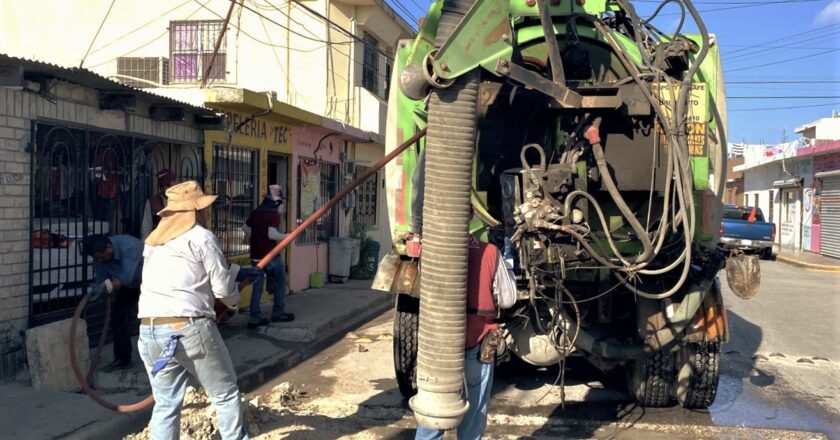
left=0, top=53, right=218, bottom=116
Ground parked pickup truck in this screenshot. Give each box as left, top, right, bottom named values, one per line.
left=720, top=204, right=775, bottom=260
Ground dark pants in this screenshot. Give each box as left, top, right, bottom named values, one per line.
left=113, top=287, right=141, bottom=362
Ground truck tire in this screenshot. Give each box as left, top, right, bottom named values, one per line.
left=675, top=341, right=721, bottom=409
left=629, top=350, right=675, bottom=407
left=393, top=294, right=419, bottom=398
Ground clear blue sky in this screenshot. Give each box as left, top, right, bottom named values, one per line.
left=385, top=0, right=840, bottom=145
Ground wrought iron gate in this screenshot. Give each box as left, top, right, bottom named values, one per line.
left=30, top=121, right=204, bottom=344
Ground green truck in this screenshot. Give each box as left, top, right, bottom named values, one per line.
left=373, top=0, right=732, bottom=429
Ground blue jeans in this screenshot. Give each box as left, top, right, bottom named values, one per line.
left=138, top=317, right=248, bottom=440
left=248, top=257, right=287, bottom=322
left=415, top=345, right=493, bottom=440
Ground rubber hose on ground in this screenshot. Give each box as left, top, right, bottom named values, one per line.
left=408, top=0, right=478, bottom=430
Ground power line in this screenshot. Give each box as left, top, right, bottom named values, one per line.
left=726, top=80, right=840, bottom=84
left=89, top=0, right=193, bottom=56
left=725, top=23, right=839, bottom=57
left=729, top=103, right=840, bottom=112
left=80, top=0, right=117, bottom=68
left=727, top=49, right=840, bottom=72
left=728, top=96, right=840, bottom=99
left=724, top=29, right=840, bottom=62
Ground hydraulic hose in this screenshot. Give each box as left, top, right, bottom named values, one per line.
left=409, top=0, right=477, bottom=430
left=70, top=130, right=428, bottom=412
left=559, top=277, right=711, bottom=359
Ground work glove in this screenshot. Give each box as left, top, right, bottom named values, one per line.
left=88, top=279, right=114, bottom=302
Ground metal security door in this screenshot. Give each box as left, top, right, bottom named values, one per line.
left=820, top=177, right=840, bottom=259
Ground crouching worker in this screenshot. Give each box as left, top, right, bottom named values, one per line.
left=139, top=181, right=249, bottom=440
left=415, top=237, right=516, bottom=440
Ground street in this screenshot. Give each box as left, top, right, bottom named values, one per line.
left=230, top=260, right=840, bottom=440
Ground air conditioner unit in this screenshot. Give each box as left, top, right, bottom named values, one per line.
left=116, top=56, right=169, bottom=88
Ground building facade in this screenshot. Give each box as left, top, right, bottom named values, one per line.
left=1, top=0, right=413, bottom=293
left=0, top=54, right=220, bottom=379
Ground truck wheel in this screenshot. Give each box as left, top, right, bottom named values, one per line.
left=629, top=350, right=675, bottom=407
left=393, top=294, right=419, bottom=398
left=675, top=341, right=721, bottom=409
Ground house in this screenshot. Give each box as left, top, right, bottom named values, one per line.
left=0, top=54, right=222, bottom=379
left=736, top=115, right=840, bottom=258
left=1, top=0, right=414, bottom=291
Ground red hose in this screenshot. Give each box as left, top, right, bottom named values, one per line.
left=68, top=129, right=427, bottom=411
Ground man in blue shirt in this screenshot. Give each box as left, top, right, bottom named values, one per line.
left=81, top=234, right=144, bottom=371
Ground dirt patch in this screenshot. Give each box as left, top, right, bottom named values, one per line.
left=124, top=382, right=309, bottom=440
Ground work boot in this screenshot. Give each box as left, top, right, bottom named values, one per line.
left=271, top=312, right=295, bottom=323
left=102, top=358, right=131, bottom=372
left=247, top=319, right=269, bottom=329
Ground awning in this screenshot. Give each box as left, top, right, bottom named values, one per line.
left=772, top=178, right=802, bottom=188
left=816, top=170, right=840, bottom=179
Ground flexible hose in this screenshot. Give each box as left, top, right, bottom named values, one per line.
left=409, top=0, right=477, bottom=430
left=559, top=277, right=711, bottom=359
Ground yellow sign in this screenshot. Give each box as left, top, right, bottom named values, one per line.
left=224, top=111, right=291, bottom=147
left=651, top=82, right=708, bottom=123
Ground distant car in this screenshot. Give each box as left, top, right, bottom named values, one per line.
left=720, top=204, right=775, bottom=260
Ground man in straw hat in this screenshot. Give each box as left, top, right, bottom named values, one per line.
left=138, top=181, right=249, bottom=439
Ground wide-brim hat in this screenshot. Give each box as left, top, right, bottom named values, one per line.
left=145, top=181, right=217, bottom=246
left=157, top=181, right=217, bottom=216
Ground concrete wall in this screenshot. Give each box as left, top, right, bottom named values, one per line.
left=0, top=80, right=202, bottom=379
left=353, top=142, right=392, bottom=259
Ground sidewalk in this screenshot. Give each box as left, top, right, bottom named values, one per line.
left=0, top=280, right=392, bottom=440
left=773, top=246, right=840, bottom=272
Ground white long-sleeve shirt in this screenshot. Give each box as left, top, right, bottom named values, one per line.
left=139, top=225, right=240, bottom=319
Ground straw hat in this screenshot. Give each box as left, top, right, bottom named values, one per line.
left=145, top=181, right=218, bottom=246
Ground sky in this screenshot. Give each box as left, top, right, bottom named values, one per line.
left=384, top=0, right=840, bottom=145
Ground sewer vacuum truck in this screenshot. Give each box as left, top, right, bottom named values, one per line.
left=373, top=0, right=737, bottom=429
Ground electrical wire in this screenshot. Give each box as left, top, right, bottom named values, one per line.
left=79, top=0, right=117, bottom=68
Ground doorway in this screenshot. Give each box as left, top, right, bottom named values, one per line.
left=268, top=153, right=291, bottom=232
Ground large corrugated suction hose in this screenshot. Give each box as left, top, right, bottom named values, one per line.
left=408, top=0, right=478, bottom=430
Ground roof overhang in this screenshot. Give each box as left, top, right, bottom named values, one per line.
left=816, top=170, right=840, bottom=179
left=773, top=178, right=803, bottom=188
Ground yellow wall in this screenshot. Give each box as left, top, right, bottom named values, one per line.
left=202, top=106, right=294, bottom=307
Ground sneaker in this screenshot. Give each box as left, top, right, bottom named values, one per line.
left=271, top=312, right=295, bottom=323
left=102, top=358, right=131, bottom=372
left=247, top=319, right=269, bottom=329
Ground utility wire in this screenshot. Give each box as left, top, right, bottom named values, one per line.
left=730, top=103, right=840, bottom=112
left=725, top=23, right=839, bottom=57
left=80, top=0, right=117, bottom=68
left=727, top=48, right=840, bottom=72
left=728, top=96, right=840, bottom=99
left=726, top=80, right=840, bottom=84
left=89, top=0, right=193, bottom=55
left=724, top=29, right=840, bottom=62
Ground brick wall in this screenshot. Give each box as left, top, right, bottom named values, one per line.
left=0, top=86, right=33, bottom=380
left=0, top=79, right=203, bottom=380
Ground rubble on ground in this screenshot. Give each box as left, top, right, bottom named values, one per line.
left=124, top=382, right=309, bottom=440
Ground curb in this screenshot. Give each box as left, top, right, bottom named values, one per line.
left=775, top=254, right=840, bottom=272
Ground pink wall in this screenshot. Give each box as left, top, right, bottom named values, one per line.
left=288, top=127, right=344, bottom=291
left=808, top=151, right=840, bottom=254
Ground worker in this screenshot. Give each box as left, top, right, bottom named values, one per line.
left=415, top=237, right=516, bottom=440
left=243, top=184, right=295, bottom=329
left=81, top=233, right=144, bottom=372
left=141, top=168, right=176, bottom=240
left=138, top=181, right=248, bottom=440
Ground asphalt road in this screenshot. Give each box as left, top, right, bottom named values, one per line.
left=248, top=260, right=839, bottom=439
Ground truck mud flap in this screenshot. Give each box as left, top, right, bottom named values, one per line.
left=725, top=253, right=760, bottom=300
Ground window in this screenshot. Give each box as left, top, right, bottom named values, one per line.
left=384, top=61, right=392, bottom=98
left=116, top=57, right=169, bottom=88
left=362, top=33, right=379, bottom=95
left=296, top=159, right=339, bottom=244
left=212, top=143, right=259, bottom=256
left=355, top=166, right=378, bottom=228
left=170, top=20, right=226, bottom=83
